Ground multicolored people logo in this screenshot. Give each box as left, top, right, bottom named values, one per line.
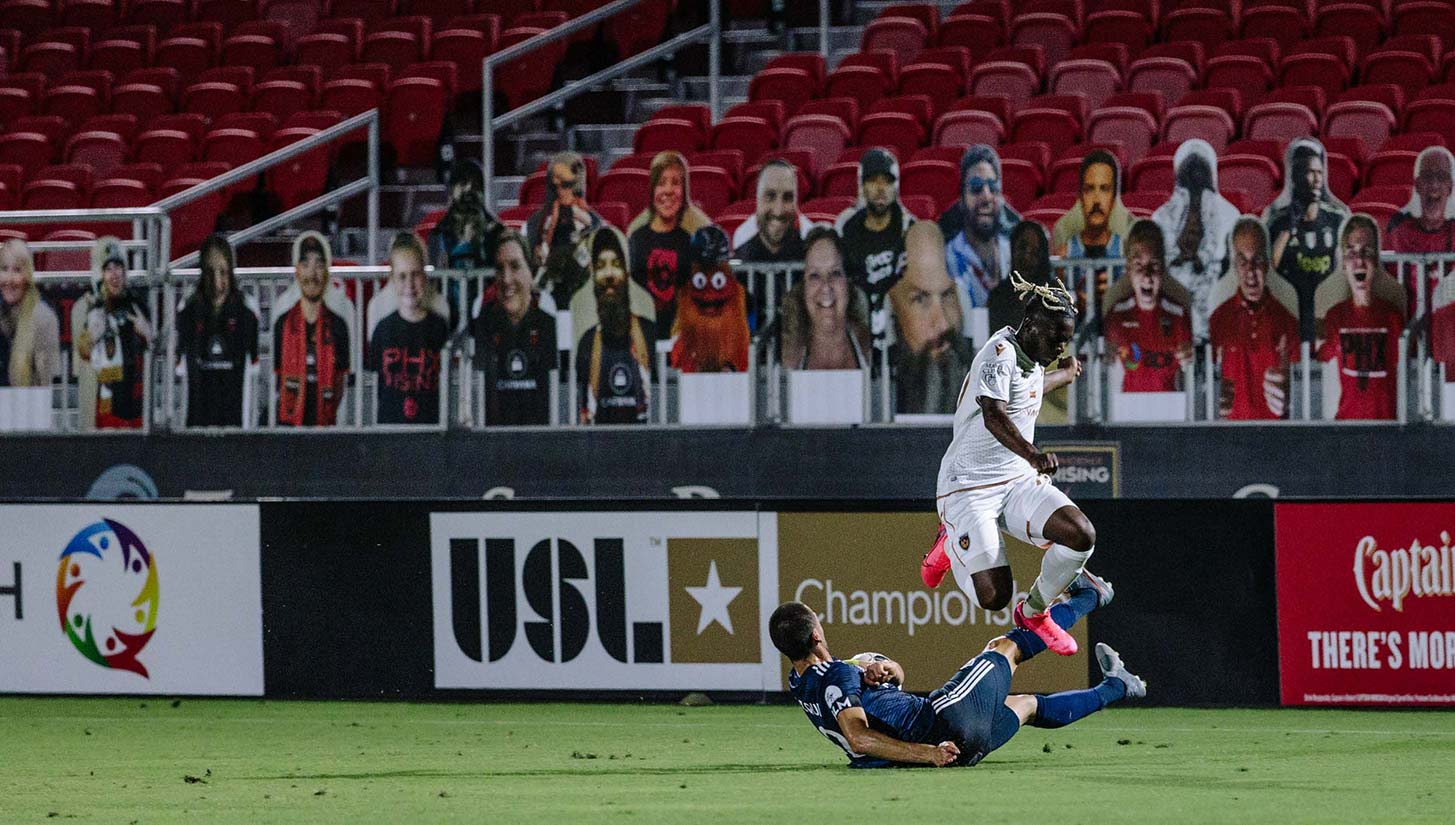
left=55, top=519, right=159, bottom=678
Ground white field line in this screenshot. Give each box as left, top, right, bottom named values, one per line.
left=2, top=715, right=1454, bottom=737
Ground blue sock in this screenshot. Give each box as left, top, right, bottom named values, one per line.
left=1030, top=678, right=1125, bottom=728
left=1007, top=587, right=1100, bottom=661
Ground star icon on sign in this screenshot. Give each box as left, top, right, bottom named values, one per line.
left=685, top=560, right=743, bottom=635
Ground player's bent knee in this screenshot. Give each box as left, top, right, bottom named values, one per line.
left=1063, top=511, right=1096, bottom=553
left=976, top=582, right=1011, bottom=611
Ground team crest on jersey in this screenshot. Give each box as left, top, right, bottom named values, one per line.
left=995, top=344, right=1005, bottom=355
left=959, top=534, right=970, bottom=550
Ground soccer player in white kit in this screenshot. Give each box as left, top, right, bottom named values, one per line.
left=919, top=271, right=1103, bottom=655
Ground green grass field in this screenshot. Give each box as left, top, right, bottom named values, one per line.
left=2, top=699, right=1451, bottom=824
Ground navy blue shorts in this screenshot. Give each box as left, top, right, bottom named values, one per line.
left=926, top=651, right=1021, bottom=766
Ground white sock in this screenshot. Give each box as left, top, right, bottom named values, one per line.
left=1025, top=544, right=1093, bottom=614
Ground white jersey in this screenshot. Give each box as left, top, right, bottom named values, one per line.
left=937, top=326, right=1044, bottom=494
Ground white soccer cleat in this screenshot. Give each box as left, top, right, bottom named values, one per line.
left=1095, top=642, right=1147, bottom=699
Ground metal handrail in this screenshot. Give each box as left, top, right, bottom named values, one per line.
left=482, top=0, right=722, bottom=212
left=154, top=110, right=382, bottom=267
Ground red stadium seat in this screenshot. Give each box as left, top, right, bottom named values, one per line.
left=9, top=114, right=67, bottom=146
left=33, top=164, right=92, bottom=197
left=898, top=63, right=963, bottom=116
left=968, top=62, right=1039, bottom=108
left=1011, top=107, right=1081, bottom=158
left=1324, top=101, right=1397, bottom=153
left=858, top=112, right=925, bottom=161
left=221, top=35, right=282, bottom=76
left=22, top=179, right=82, bottom=210
left=749, top=68, right=817, bottom=117
left=214, top=111, right=278, bottom=141
left=862, top=18, right=928, bottom=62
left=42, top=85, right=102, bottom=127
left=1050, top=59, right=1120, bottom=110
left=799, top=98, right=859, bottom=133
left=985, top=44, right=1047, bottom=77
left=1404, top=98, right=1455, bottom=136
left=1360, top=51, right=1433, bottom=99
left=111, top=82, right=172, bottom=123
left=1280, top=53, right=1351, bottom=100
left=1179, top=87, right=1244, bottom=121
left=155, top=37, right=214, bottom=78
left=724, top=100, right=786, bottom=130
left=1128, top=154, right=1174, bottom=193
left=361, top=31, right=420, bottom=72
left=607, top=0, right=671, bottom=59
left=1087, top=107, right=1157, bottom=166
left=1218, top=154, right=1281, bottom=211
left=183, top=82, right=246, bottom=121
left=265, top=127, right=332, bottom=210
left=428, top=30, right=488, bottom=93
left=933, top=109, right=1005, bottom=147
left=20, top=42, right=79, bottom=82
left=198, top=66, right=256, bottom=96
left=634, top=118, right=703, bottom=155
left=1161, top=9, right=1233, bottom=53
left=868, top=96, right=933, bottom=129
left=763, top=53, right=827, bottom=89
left=688, top=165, right=735, bottom=216
left=825, top=65, right=893, bottom=113
left=251, top=80, right=314, bottom=123
left=77, top=114, right=138, bottom=142
left=320, top=78, right=381, bottom=117
left=1264, top=85, right=1327, bottom=119
left=401, top=61, right=458, bottom=98
left=710, top=117, right=777, bottom=165
left=1313, top=4, right=1385, bottom=60
left=1325, top=151, right=1359, bottom=202
left=1244, top=102, right=1318, bottom=144
left=1206, top=55, right=1274, bottom=109
left=999, top=140, right=1053, bottom=171
left=386, top=76, right=447, bottom=166
left=1084, top=10, right=1150, bottom=56
left=839, top=51, right=900, bottom=88
left=1164, top=105, right=1235, bottom=152
left=1240, top=6, right=1306, bottom=54
left=332, top=0, right=397, bottom=23
left=880, top=3, right=940, bottom=37
left=123, top=66, right=181, bottom=100
left=1215, top=37, right=1280, bottom=67
left=687, top=150, right=745, bottom=188
left=593, top=167, right=650, bottom=218
left=127, top=0, right=187, bottom=29
left=88, top=39, right=146, bottom=76
left=105, top=163, right=165, bottom=193
left=1010, top=13, right=1077, bottom=69
left=900, top=158, right=958, bottom=214
left=817, top=161, right=859, bottom=198
left=90, top=180, right=150, bottom=235
left=62, top=0, right=116, bottom=28
left=133, top=129, right=196, bottom=173
left=1069, top=42, right=1129, bottom=73
left=64, top=132, right=126, bottom=179
left=937, top=14, right=1004, bottom=62
left=195, top=0, right=259, bottom=26
left=783, top=114, right=853, bottom=175
left=1394, top=2, right=1455, bottom=52
left=999, top=157, right=1042, bottom=205
left=1126, top=57, right=1196, bottom=108
left=493, top=27, right=563, bottom=108
left=297, top=33, right=357, bottom=69
left=1364, top=149, right=1419, bottom=186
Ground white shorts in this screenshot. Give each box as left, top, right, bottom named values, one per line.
left=936, top=473, right=1074, bottom=598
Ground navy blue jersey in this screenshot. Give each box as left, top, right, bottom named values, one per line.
left=788, top=659, right=935, bottom=768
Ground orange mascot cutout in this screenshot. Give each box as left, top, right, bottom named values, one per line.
left=671, top=225, right=750, bottom=372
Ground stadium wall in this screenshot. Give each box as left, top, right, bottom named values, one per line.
left=3, top=424, right=1455, bottom=501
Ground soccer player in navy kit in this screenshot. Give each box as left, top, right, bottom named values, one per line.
left=771, top=574, right=1144, bottom=768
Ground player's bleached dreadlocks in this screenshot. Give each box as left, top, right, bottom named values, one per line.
left=1010, top=269, right=1077, bottom=320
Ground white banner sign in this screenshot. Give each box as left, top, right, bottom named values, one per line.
left=431, top=511, right=779, bottom=690
left=0, top=505, right=264, bottom=695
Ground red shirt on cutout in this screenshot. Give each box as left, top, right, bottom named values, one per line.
left=1318, top=298, right=1404, bottom=420
left=1104, top=297, right=1192, bottom=392
left=1209, top=295, right=1300, bottom=420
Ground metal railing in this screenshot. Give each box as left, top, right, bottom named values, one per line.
left=5, top=249, right=1454, bottom=433
left=159, top=109, right=382, bottom=269
left=482, top=0, right=723, bottom=212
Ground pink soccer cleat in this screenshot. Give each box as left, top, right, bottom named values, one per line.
left=1014, top=600, right=1079, bottom=655
left=920, top=523, right=951, bottom=588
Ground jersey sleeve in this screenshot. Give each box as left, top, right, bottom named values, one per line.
left=1317, top=306, right=1340, bottom=362
left=973, top=341, right=1015, bottom=404
left=824, top=662, right=864, bottom=719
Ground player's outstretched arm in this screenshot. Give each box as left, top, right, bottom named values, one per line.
left=835, top=707, right=959, bottom=767
left=978, top=396, right=1057, bottom=475
left=1043, top=355, right=1081, bottom=393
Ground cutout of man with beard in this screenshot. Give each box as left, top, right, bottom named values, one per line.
left=889, top=222, right=973, bottom=414
left=576, top=227, right=655, bottom=424
left=942, top=145, right=1019, bottom=317
left=672, top=225, right=750, bottom=373
left=835, top=148, right=914, bottom=351
left=1263, top=138, right=1349, bottom=342
left=1053, top=150, right=1132, bottom=328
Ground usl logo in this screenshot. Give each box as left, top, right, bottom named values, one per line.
left=446, top=533, right=758, bottom=666
left=55, top=519, right=159, bottom=678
